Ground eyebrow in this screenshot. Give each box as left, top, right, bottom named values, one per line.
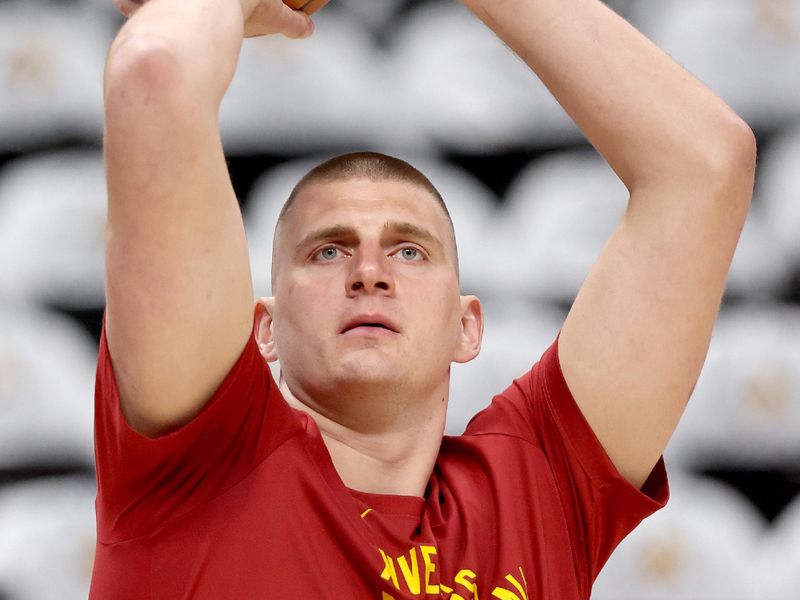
left=295, top=221, right=444, bottom=254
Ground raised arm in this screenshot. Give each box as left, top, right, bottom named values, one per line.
left=461, top=0, right=756, bottom=488
left=102, top=0, right=314, bottom=438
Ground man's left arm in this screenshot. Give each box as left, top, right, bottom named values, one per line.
left=462, top=0, right=756, bottom=490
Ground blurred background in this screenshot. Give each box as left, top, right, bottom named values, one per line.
left=0, top=0, right=799, bottom=598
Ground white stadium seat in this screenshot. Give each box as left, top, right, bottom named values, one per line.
left=666, top=302, right=800, bottom=469
left=0, top=150, right=107, bottom=308
left=758, top=123, right=800, bottom=271
left=0, top=477, right=96, bottom=600
left=388, top=1, right=581, bottom=151
left=632, top=0, right=800, bottom=131
left=497, top=141, right=791, bottom=303
left=0, top=300, right=96, bottom=469
left=755, top=492, right=800, bottom=600
left=218, top=8, right=429, bottom=154
left=498, top=149, right=629, bottom=303
left=592, top=473, right=766, bottom=600
left=724, top=198, right=795, bottom=300
left=0, top=1, right=112, bottom=150
left=447, top=298, right=566, bottom=435
left=393, top=156, right=503, bottom=296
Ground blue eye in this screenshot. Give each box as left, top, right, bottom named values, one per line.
left=395, top=247, right=421, bottom=261
left=317, top=247, right=340, bottom=260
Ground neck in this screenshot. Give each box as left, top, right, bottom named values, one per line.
left=278, top=377, right=448, bottom=498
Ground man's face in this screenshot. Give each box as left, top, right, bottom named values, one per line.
left=263, top=177, right=479, bottom=409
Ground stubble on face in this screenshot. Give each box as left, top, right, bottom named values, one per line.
left=268, top=178, right=463, bottom=427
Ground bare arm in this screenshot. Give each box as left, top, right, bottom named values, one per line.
left=102, top=0, right=313, bottom=438
left=462, top=0, right=756, bottom=488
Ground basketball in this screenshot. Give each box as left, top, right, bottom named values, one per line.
left=283, top=0, right=330, bottom=15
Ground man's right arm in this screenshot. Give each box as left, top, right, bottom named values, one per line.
left=102, top=0, right=310, bottom=438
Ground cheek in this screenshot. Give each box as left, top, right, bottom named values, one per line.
left=413, top=286, right=462, bottom=342
left=275, top=281, right=333, bottom=344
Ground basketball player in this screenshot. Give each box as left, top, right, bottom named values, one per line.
left=91, top=0, right=756, bottom=597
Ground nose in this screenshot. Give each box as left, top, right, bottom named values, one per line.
left=346, top=244, right=395, bottom=296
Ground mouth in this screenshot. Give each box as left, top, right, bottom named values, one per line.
left=340, top=315, right=400, bottom=334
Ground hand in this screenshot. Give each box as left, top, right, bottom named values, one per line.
left=243, top=0, right=320, bottom=39
left=111, top=0, right=321, bottom=40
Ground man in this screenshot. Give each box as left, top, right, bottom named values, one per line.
left=92, top=0, right=755, bottom=597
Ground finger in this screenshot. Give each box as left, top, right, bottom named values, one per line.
left=245, top=0, right=314, bottom=39
left=276, top=3, right=315, bottom=39
left=112, top=0, right=143, bottom=17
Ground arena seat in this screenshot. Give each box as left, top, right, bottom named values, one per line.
left=0, top=1, right=111, bottom=150
left=632, top=0, right=800, bottom=131
left=388, top=1, right=581, bottom=152
left=0, top=300, right=96, bottom=469
left=393, top=155, right=503, bottom=296
left=0, top=477, right=96, bottom=600
left=592, top=473, right=765, bottom=600
left=758, top=123, right=800, bottom=273
left=755, top=492, right=800, bottom=600
left=218, top=9, right=426, bottom=153
left=447, top=297, right=566, bottom=435
left=0, top=150, right=107, bottom=308
left=723, top=198, right=794, bottom=300
left=497, top=149, right=629, bottom=303
left=665, top=302, right=800, bottom=469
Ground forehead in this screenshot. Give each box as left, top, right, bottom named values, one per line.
left=280, top=178, right=453, bottom=242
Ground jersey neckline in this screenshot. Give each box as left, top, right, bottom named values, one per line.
left=286, top=400, right=431, bottom=520
left=345, top=487, right=425, bottom=518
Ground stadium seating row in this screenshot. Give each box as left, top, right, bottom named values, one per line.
left=2, top=138, right=799, bottom=308
left=1, top=0, right=799, bottom=151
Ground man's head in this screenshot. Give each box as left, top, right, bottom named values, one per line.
left=256, top=152, right=482, bottom=428
left=270, top=152, right=460, bottom=290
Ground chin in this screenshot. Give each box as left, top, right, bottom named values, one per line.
left=335, top=357, right=402, bottom=387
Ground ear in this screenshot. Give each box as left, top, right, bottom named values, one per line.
left=453, top=295, right=483, bottom=364
left=254, top=296, right=279, bottom=363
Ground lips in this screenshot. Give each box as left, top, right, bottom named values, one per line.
left=340, top=314, right=400, bottom=334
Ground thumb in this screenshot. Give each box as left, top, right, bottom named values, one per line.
left=245, top=0, right=315, bottom=39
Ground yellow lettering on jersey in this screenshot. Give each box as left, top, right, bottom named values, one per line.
left=419, top=544, right=439, bottom=594
left=490, top=567, right=529, bottom=600
left=377, top=546, right=529, bottom=600
left=379, top=548, right=399, bottom=589
left=453, top=568, right=479, bottom=600
left=397, top=546, right=421, bottom=594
